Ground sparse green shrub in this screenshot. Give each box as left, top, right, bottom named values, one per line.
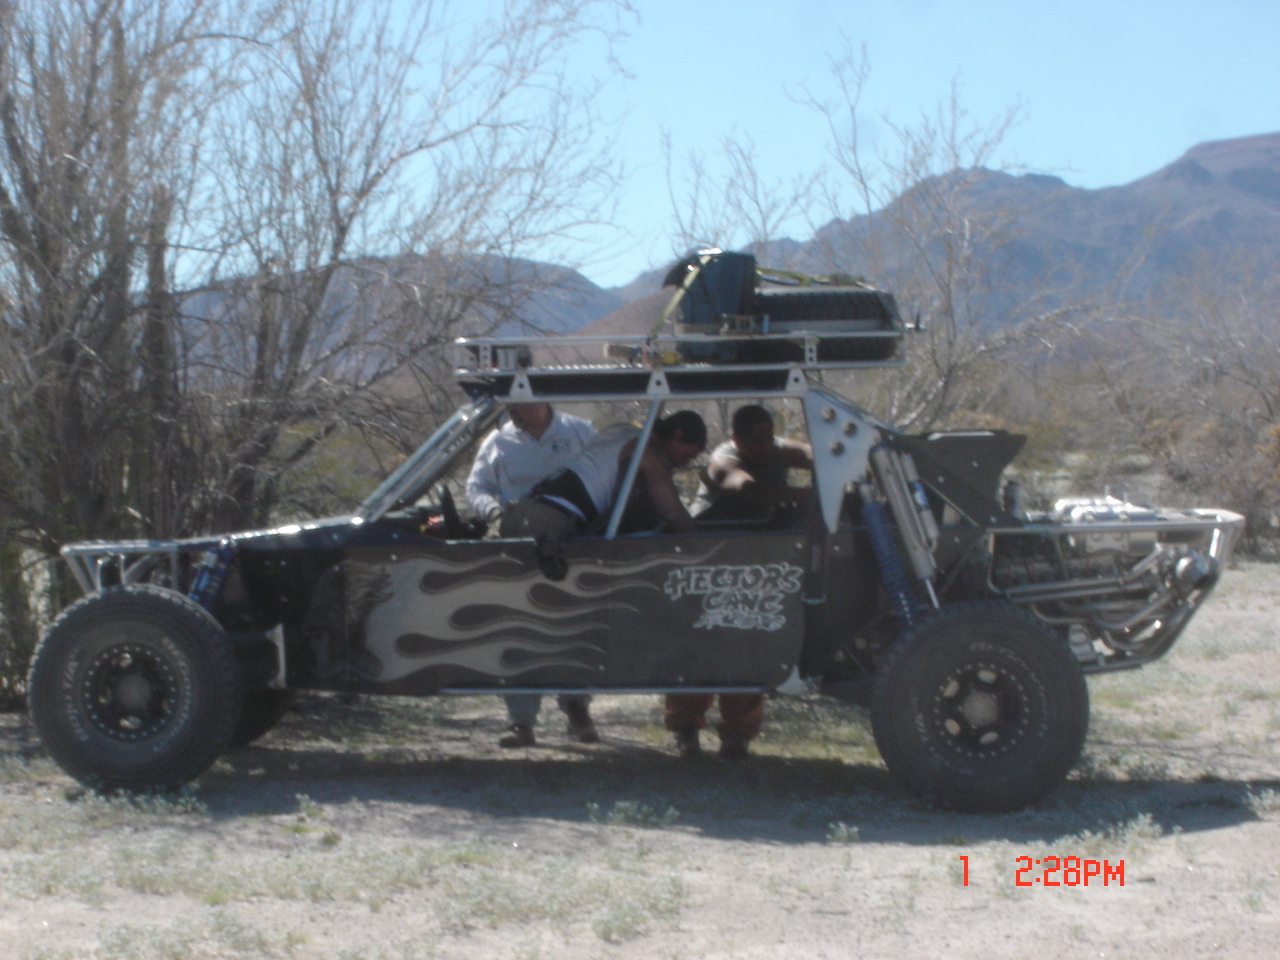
left=1050, top=811, right=1164, bottom=859
left=95, top=909, right=275, bottom=960
left=0, top=754, right=31, bottom=783
left=1071, top=751, right=1170, bottom=783
left=591, top=876, right=684, bottom=942
left=587, top=799, right=680, bottom=828
left=790, top=794, right=877, bottom=828
left=826, top=822, right=861, bottom=844
left=19, top=948, right=77, bottom=960
left=1246, top=788, right=1280, bottom=817
left=439, top=858, right=683, bottom=940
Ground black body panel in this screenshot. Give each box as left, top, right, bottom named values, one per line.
left=300, top=531, right=810, bottom=695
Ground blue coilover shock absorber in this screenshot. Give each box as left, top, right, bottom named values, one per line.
left=861, top=495, right=917, bottom=628
left=188, top=539, right=234, bottom=611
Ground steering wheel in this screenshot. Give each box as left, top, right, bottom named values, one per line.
left=437, top=485, right=463, bottom=539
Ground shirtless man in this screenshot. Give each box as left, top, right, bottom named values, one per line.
left=689, top=404, right=814, bottom=521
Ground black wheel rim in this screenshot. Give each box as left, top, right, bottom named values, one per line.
left=927, top=658, right=1032, bottom=759
left=81, top=640, right=181, bottom=742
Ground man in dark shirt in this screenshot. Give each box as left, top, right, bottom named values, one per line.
left=689, top=403, right=813, bottom=521
left=667, top=404, right=813, bottom=759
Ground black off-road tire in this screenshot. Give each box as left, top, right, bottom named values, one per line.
left=229, top=687, right=294, bottom=748
left=27, top=585, right=244, bottom=791
left=871, top=600, right=1089, bottom=813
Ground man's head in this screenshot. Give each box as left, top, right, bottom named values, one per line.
left=508, top=403, right=553, bottom=438
left=654, top=410, right=707, bottom=468
left=731, top=404, right=776, bottom=464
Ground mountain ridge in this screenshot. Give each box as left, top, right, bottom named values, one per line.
left=585, top=131, right=1280, bottom=335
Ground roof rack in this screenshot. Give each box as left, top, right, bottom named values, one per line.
left=454, top=329, right=904, bottom=402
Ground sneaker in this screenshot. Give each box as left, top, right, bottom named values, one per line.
left=718, top=731, right=750, bottom=760
left=673, top=726, right=702, bottom=759
left=498, top=723, right=536, bottom=748
left=562, top=700, right=599, bottom=744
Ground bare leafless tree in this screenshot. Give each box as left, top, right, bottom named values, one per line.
left=0, top=0, right=629, bottom=691
left=0, top=0, right=233, bottom=552
left=0, top=0, right=627, bottom=542
left=168, top=0, right=628, bottom=531
left=654, top=43, right=1070, bottom=433
left=800, top=42, right=1058, bottom=431
left=1055, top=270, right=1280, bottom=549
left=661, top=127, right=819, bottom=264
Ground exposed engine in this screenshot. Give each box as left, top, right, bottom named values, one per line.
left=990, top=496, right=1222, bottom=669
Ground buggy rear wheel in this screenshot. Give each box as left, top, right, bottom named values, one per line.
left=28, top=585, right=243, bottom=791
left=871, top=601, right=1088, bottom=812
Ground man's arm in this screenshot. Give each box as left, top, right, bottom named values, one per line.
left=703, top=450, right=755, bottom=493
left=639, top=448, right=697, bottom=534
left=779, top=438, right=814, bottom=471
left=465, top=434, right=503, bottom=521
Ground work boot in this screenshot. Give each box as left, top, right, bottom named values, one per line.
left=498, top=723, right=536, bottom=748
left=718, top=730, right=750, bottom=760
left=673, top=725, right=702, bottom=759
left=562, top=699, right=599, bottom=744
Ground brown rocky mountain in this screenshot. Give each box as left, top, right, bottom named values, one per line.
left=576, top=288, right=671, bottom=338
left=585, top=132, right=1280, bottom=335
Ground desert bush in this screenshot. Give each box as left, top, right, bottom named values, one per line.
left=826, top=821, right=861, bottom=844
left=587, top=799, right=681, bottom=828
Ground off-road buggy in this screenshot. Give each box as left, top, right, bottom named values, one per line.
left=28, top=251, right=1243, bottom=811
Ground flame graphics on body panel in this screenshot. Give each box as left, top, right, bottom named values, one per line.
left=355, top=546, right=731, bottom=682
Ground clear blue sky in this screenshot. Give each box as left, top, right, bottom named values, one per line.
left=571, top=0, right=1280, bottom=287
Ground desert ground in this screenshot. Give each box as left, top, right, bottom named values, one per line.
left=2, top=562, right=1279, bottom=960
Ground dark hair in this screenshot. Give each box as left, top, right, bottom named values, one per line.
left=654, top=410, right=707, bottom=451
left=731, top=404, right=773, bottom=438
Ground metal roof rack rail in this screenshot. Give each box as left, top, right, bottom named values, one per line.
left=454, top=328, right=904, bottom=402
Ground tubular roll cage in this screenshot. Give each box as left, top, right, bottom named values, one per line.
left=60, top=331, right=902, bottom=594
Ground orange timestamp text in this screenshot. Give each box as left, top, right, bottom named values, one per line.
left=957, top=856, right=1125, bottom=887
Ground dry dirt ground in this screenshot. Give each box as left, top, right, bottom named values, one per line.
left=2, top=562, right=1280, bottom=960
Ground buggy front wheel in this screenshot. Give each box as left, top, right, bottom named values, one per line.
left=28, top=585, right=244, bottom=791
